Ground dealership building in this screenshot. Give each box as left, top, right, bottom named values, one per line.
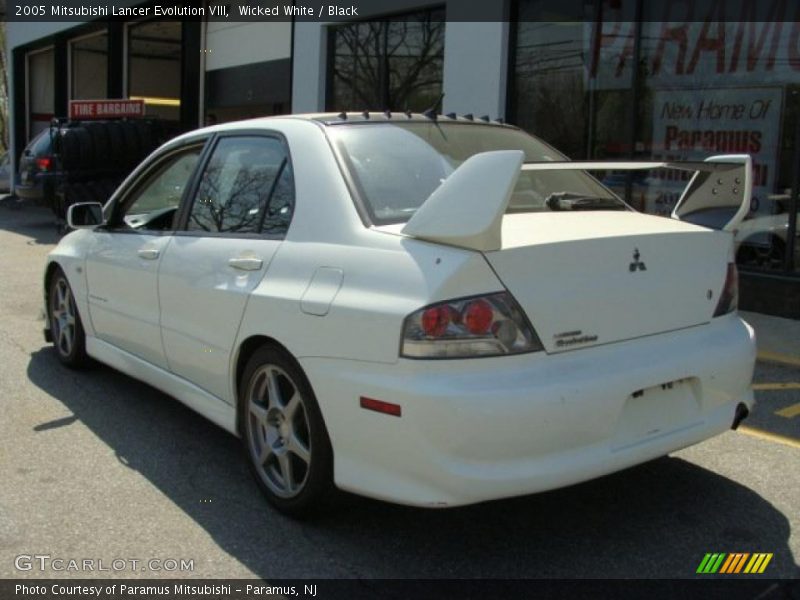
left=6, top=1, right=800, bottom=315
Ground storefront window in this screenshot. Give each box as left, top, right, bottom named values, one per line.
left=28, top=47, right=54, bottom=138
left=127, top=21, right=181, bottom=122
left=636, top=16, right=800, bottom=272
left=510, top=1, right=634, bottom=161
left=510, top=0, right=800, bottom=273
left=327, top=8, right=445, bottom=112
left=71, top=32, right=108, bottom=100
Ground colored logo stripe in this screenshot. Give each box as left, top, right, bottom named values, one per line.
left=720, top=553, right=749, bottom=573
left=744, top=553, right=773, bottom=574
left=697, top=553, right=726, bottom=573
left=697, top=553, right=773, bottom=574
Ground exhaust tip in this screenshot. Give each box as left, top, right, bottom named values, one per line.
left=731, top=403, right=750, bottom=430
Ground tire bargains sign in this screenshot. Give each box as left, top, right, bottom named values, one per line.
left=69, top=99, right=145, bottom=120
left=647, top=87, right=782, bottom=217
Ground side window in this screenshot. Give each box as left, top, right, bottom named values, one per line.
left=121, top=148, right=202, bottom=231
left=186, top=136, right=294, bottom=235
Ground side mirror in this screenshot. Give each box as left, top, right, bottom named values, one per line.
left=66, top=202, right=105, bottom=229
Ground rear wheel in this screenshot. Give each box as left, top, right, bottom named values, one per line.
left=48, top=268, right=90, bottom=368
left=239, top=345, right=333, bottom=516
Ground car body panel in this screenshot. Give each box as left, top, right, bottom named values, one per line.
left=299, top=315, right=754, bottom=506
left=84, top=232, right=172, bottom=369
left=159, top=235, right=281, bottom=402
left=86, top=336, right=237, bottom=433
left=484, top=211, right=732, bottom=353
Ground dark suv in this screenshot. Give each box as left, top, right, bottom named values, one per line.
left=17, top=119, right=179, bottom=219
left=15, top=129, right=60, bottom=206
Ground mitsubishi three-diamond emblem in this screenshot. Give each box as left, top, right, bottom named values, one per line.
left=629, top=248, right=647, bottom=272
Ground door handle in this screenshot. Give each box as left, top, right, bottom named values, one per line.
left=137, top=248, right=160, bottom=260
left=228, top=256, right=263, bottom=271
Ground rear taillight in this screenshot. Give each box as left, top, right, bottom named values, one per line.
left=713, top=263, right=738, bottom=317
left=401, top=292, right=543, bottom=358
left=35, top=156, right=53, bottom=171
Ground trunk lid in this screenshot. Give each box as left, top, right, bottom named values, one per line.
left=484, top=211, right=732, bottom=353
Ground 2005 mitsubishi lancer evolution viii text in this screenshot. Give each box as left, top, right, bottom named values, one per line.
left=43, top=112, right=756, bottom=515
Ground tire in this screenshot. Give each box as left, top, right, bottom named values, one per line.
left=120, top=121, right=142, bottom=168
left=239, top=345, right=334, bottom=516
left=59, top=129, right=82, bottom=170
left=86, top=123, right=111, bottom=170
left=134, top=120, right=155, bottom=157
left=105, top=122, right=126, bottom=169
left=74, top=127, right=94, bottom=169
left=48, top=267, right=91, bottom=368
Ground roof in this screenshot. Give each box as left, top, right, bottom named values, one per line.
left=167, top=111, right=516, bottom=148
left=305, top=111, right=514, bottom=127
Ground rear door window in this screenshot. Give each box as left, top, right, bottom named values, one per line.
left=186, top=136, right=294, bottom=236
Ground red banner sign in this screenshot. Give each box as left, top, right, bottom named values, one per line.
left=69, top=99, right=145, bottom=120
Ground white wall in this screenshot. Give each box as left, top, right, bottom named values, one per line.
left=291, top=22, right=327, bottom=113
left=442, top=21, right=509, bottom=119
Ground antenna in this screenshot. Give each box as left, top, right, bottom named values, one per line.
left=421, top=92, right=445, bottom=120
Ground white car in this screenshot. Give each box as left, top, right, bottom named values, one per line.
left=43, top=114, right=756, bottom=515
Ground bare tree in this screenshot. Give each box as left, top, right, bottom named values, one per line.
left=330, top=14, right=445, bottom=112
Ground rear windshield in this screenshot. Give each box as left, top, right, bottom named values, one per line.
left=327, top=122, right=624, bottom=225
left=26, top=130, right=53, bottom=156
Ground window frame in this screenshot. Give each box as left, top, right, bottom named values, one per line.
left=104, top=137, right=210, bottom=235
left=173, top=129, right=296, bottom=240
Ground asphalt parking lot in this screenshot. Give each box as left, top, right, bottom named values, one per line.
left=0, top=201, right=798, bottom=580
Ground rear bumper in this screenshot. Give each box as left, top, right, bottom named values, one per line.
left=14, top=181, right=44, bottom=201
left=15, top=174, right=57, bottom=202
left=300, top=315, right=756, bottom=507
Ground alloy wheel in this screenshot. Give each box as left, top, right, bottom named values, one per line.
left=51, top=277, right=77, bottom=358
left=246, top=364, right=312, bottom=498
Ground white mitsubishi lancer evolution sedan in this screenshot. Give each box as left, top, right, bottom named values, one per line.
left=43, top=113, right=756, bottom=515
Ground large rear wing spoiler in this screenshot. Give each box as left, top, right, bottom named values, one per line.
left=401, top=152, right=752, bottom=252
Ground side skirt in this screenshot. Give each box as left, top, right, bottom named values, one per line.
left=86, top=336, right=238, bottom=436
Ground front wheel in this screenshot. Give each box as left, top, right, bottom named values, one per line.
left=239, top=345, right=334, bottom=516
left=48, top=267, right=90, bottom=368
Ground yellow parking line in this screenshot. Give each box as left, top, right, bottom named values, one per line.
left=737, top=425, right=800, bottom=449
left=775, top=403, right=800, bottom=419
left=757, top=351, right=800, bottom=367
left=752, top=382, right=800, bottom=391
